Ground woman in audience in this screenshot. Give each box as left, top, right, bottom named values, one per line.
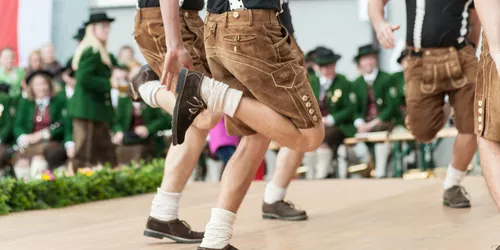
left=69, top=12, right=118, bottom=170
left=0, top=47, right=24, bottom=107
left=12, top=70, right=69, bottom=179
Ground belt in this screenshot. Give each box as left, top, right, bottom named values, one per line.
left=406, top=40, right=474, bottom=57
left=138, top=0, right=159, bottom=8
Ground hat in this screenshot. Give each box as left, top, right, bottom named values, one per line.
left=25, top=70, right=55, bottom=85
left=0, top=82, right=10, bottom=94
left=354, top=44, right=379, bottom=62
left=397, top=50, right=407, bottom=64
left=84, top=12, right=115, bottom=26
left=313, top=47, right=342, bottom=66
left=73, top=26, right=86, bottom=41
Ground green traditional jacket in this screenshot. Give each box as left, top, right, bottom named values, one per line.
left=13, top=95, right=69, bottom=143
left=0, top=93, right=12, bottom=144
left=392, top=71, right=406, bottom=106
left=352, top=70, right=404, bottom=126
left=68, top=47, right=117, bottom=122
left=310, top=73, right=358, bottom=137
left=112, top=96, right=171, bottom=155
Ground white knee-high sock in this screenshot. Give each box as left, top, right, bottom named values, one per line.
left=149, top=188, right=181, bottom=221
left=443, top=164, right=466, bottom=190
left=315, top=147, right=333, bottom=179
left=263, top=182, right=287, bottom=204
left=200, top=208, right=236, bottom=249
left=138, top=80, right=164, bottom=108
left=374, top=143, right=391, bottom=178
left=336, top=145, right=348, bottom=179
left=200, top=77, right=243, bottom=117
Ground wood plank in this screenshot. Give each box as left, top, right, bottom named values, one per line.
left=0, top=177, right=499, bottom=250
left=344, top=127, right=458, bottom=145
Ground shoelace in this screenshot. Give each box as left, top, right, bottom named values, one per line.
left=180, top=220, right=193, bottom=233
left=187, top=96, right=205, bottom=119
left=456, top=186, right=470, bottom=200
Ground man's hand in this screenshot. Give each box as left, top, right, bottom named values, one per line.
left=374, top=22, right=400, bottom=49
left=357, top=124, right=372, bottom=133
left=66, top=146, right=75, bottom=158
left=160, top=48, right=194, bottom=93
left=27, top=133, right=42, bottom=145
left=112, top=132, right=124, bottom=145
left=134, top=125, right=149, bottom=138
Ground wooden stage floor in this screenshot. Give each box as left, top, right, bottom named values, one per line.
left=1, top=177, right=499, bottom=250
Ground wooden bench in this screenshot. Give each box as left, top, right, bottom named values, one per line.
left=343, top=127, right=458, bottom=177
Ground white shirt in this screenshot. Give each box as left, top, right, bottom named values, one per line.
left=363, top=68, right=379, bottom=85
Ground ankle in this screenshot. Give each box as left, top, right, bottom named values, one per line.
left=200, top=208, right=236, bottom=249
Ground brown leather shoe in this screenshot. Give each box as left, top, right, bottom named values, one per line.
left=443, top=186, right=471, bottom=208
left=172, top=68, right=207, bottom=145
left=129, top=64, right=159, bottom=101
left=197, top=245, right=238, bottom=250
left=262, top=200, right=308, bottom=221
left=143, top=217, right=204, bottom=243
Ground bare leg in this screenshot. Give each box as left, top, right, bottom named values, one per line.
left=234, top=98, right=324, bottom=152
left=450, top=133, right=477, bottom=172
left=200, top=134, right=270, bottom=249
left=478, top=137, right=500, bottom=211
left=270, top=147, right=303, bottom=189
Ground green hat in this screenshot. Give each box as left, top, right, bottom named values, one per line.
left=73, top=26, right=86, bottom=41
left=84, top=12, right=115, bottom=26
left=354, top=44, right=379, bottom=62
left=313, top=47, right=342, bottom=66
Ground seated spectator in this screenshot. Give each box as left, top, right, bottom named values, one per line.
left=303, top=47, right=357, bottom=179
left=40, top=44, right=63, bottom=83
left=112, top=95, right=169, bottom=166
left=0, top=47, right=24, bottom=107
left=208, top=117, right=239, bottom=168
left=12, top=70, right=70, bottom=179
left=352, top=44, right=404, bottom=178
left=0, top=83, right=12, bottom=176
left=118, top=45, right=140, bottom=69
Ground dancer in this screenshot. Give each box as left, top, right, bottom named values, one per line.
left=157, top=0, right=323, bottom=249
left=131, top=0, right=220, bottom=243
left=369, top=0, right=479, bottom=207
left=473, top=0, right=500, bottom=211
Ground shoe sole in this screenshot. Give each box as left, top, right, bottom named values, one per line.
left=172, top=68, right=189, bottom=146
left=443, top=201, right=471, bottom=208
left=143, top=229, right=202, bottom=244
left=262, top=213, right=308, bottom=221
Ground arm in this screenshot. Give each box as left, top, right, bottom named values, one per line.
left=475, top=0, right=500, bottom=67
left=159, top=0, right=194, bottom=89
left=368, top=0, right=399, bottom=49
left=76, top=48, right=112, bottom=93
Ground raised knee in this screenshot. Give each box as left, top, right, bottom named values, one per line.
left=295, top=126, right=325, bottom=152
left=412, top=129, right=439, bottom=143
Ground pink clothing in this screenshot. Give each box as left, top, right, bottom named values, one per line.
left=208, top=118, right=240, bottom=155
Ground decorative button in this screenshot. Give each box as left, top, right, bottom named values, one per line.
left=233, top=12, right=239, bottom=18
left=313, top=115, right=318, bottom=121
left=449, top=47, right=454, bottom=52
left=478, top=117, right=482, bottom=123
left=478, top=108, right=483, bottom=114
left=233, top=46, right=237, bottom=52
left=302, top=95, right=308, bottom=101
left=478, top=100, right=483, bottom=107
left=425, top=51, right=431, bottom=56
left=309, top=109, right=314, bottom=114
left=306, top=102, right=312, bottom=108
left=105, top=101, right=110, bottom=106
left=479, top=124, right=483, bottom=131
left=185, top=12, right=189, bottom=17
left=105, top=93, right=110, bottom=98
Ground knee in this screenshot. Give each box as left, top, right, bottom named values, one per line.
left=295, top=126, right=325, bottom=152
left=193, top=112, right=223, bottom=130
left=411, top=128, right=439, bottom=143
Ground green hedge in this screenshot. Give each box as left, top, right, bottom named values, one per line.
left=0, top=159, right=164, bottom=215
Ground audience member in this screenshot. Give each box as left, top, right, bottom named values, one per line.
left=0, top=83, right=12, bottom=176
left=12, top=70, right=68, bottom=179
left=352, top=44, right=403, bottom=178
left=0, top=47, right=24, bottom=106
left=69, top=12, right=118, bottom=170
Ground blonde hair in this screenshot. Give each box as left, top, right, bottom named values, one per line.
left=72, top=24, right=111, bottom=70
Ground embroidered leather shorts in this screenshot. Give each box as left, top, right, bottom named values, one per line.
left=404, top=45, right=477, bottom=142
left=475, top=34, right=500, bottom=141
left=204, top=9, right=321, bottom=136
left=134, top=7, right=211, bottom=77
